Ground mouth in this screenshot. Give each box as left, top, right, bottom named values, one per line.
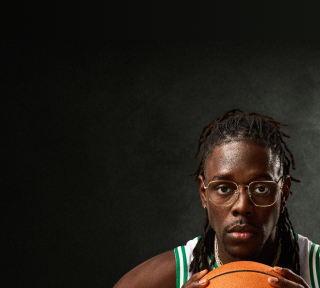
left=227, top=224, right=258, bottom=240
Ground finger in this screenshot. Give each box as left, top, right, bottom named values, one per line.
left=272, top=267, right=308, bottom=287
left=182, top=269, right=209, bottom=287
left=193, top=269, right=208, bottom=281
left=267, top=276, right=305, bottom=287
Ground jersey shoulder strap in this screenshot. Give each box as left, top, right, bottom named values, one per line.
left=174, top=236, right=199, bottom=288
left=296, top=233, right=320, bottom=288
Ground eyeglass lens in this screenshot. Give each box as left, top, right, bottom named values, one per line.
left=207, top=181, right=280, bottom=206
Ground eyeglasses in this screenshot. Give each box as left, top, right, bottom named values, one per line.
left=203, top=178, right=284, bottom=207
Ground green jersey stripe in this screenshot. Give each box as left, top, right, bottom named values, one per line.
left=315, top=245, right=320, bottom=288
left=178, top=247, right=185, bottom=287
left=209, top=252, right=213, bottom=270
left=181, top=246, right=188, bottom=284
left=309, top=244, right=319, bottom=288
left=310, top=244, right=315, bottom=288
left=174, top=248, right=180, bottom=288
left=209, top=252, right=213, bottom=261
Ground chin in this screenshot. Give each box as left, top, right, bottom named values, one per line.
left=226, top=245, right=263, bottom=260
left=223, top=237, right=264, bottom=260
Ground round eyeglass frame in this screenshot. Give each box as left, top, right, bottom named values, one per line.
left=202, top=178, right=284, bottom=207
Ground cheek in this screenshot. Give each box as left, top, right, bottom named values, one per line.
left=205, top=191, right=225, bottom=232
left=258, top=206, right=280, bottom=234
left=207, top=206, right=228, bottom=234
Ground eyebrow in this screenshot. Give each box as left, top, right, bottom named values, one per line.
left=208, top=173, right=274, bottom=182
left=209, top=174, right=234, bottom=181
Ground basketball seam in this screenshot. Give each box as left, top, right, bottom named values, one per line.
left=208, top=270, right=278, bottom=281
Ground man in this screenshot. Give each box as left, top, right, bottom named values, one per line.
left=114, top=109, right=319, bottom=288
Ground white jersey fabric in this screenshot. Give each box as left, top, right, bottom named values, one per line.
left=174, top=234, right=320, bottom=288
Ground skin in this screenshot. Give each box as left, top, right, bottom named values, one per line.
left=114, top=140, right=309, bottom=288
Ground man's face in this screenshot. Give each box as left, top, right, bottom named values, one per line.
left=199, top=140, right=289, bottom=262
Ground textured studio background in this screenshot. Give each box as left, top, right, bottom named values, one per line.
left=2, top=41, right=320, bottom=287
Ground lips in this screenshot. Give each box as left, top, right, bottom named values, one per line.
left=227, top=224, right=258, bottom=240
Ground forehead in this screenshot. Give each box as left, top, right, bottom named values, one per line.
left=204, top=141, right=281, bottom=182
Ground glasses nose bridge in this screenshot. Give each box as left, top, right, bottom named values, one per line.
left=235, top=184, right=251, bottom=196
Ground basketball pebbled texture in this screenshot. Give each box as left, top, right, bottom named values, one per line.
left=201, top=261, right=284, bottom=287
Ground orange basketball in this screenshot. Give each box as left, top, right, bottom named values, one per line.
left=201, top=261, right=284, bottom=287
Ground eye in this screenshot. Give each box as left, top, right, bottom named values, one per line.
left=254, top=186, right=270, bottom=194
left=208, top=181, right=237, bottom=195
left=217, top=186, right=233, bottom=194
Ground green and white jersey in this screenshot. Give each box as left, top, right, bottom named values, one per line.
left=174, top=234, right=320, bottom=288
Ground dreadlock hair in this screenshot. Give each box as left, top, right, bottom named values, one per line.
left=189, top=109, right=301, bottom=275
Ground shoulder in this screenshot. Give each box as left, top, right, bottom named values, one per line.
left=114, top=236, right=201, bottom=288
left=114, top=250, right=176, bottom=288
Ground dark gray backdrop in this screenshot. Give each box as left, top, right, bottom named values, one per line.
left=2, top=42, right=320, bottom=288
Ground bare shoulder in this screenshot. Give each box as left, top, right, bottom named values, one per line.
left=114, top=250, right=176, bottom=288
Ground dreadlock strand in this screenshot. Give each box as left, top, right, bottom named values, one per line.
left=190, top=212, right=212, bottom=273
left=279, top=133, right=297, bottom=170
left=277, top=207, right=300, bottom=274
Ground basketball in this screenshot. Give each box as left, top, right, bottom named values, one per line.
left=201, top=261, right=284, bottom=287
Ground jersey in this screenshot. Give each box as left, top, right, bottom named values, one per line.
left=174, top=234, right=320, bottom=288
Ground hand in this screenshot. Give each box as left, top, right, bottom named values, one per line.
left=268, top=266, right=309, bottom=287
left=181, top=269, right=209, bottom=287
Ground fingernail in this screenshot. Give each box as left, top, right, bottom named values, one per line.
left=268, top=277, right=278, bottom=283
left=199, top=279, right=207, bottom=284
left=200, top=269, right=207, bottom=274
left=274, top=266, right=282, bottom=272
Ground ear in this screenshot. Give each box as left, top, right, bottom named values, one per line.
left=281, top=175, right=291, bottom=208
left=198, top=175, right=207, bottom=209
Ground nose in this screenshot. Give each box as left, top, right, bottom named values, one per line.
left=231, top=185, right=255, bottom=217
